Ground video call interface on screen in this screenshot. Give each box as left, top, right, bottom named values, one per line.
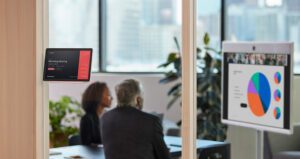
left=223, top=52, right=291, bottom=130
left=43, top=49, right=92, bottom=81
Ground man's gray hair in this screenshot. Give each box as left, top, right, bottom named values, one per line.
left=115, top=79, right=142, bottom=107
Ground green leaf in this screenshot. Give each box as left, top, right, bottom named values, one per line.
left=196, top=47, right=202, bottom=54
left=157, top=52, right=179, bottom=68
left=158, top=33, right=227, bottom=141
left=203, top=32, right=210, bottom=45
left=174, top=37, right=180, bottom=51
left=158, top=62, right=171, bottom=68
left=167, top=93, right=181, bottom=110
left=204, top=52, right=213, bottom=68
left=159, top=72, right=178, bottom=84
left=167, top=52, right=179, bottom=62
left=174, top=59, right=181, bottom=72
left=167, top=83, right=181, bottom=96
left=197, top=80, right=210, bottom=93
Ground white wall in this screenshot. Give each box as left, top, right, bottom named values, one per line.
left=49, top=73, right=181, bottom=122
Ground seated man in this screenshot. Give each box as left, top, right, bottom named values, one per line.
left=101, top=79, right=171, bottom=159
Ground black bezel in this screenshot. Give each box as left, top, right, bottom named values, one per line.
left=222, top=52, right=291, bottom=130
left=43, top=48, right=93, bottom=82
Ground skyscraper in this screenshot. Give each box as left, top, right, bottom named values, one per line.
left=142, top=0, right=177, bottom=25
left=286, top=0, right=300, bottom=11
left=107, top=0, right=142, bottom=66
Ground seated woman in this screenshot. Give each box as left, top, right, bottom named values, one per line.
left=80, top=82, right=112, bottom=146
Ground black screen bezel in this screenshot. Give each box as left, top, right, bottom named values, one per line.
left=222, top=52, right=291, bottom=130
left=43, top=48, right=93, bottom=82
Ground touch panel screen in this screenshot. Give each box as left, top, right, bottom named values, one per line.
left=43, top=48, right=92, bottom=81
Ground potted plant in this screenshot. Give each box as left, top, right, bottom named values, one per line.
left=159, top=33, right=227, bottom=141
left=49, top=96, right=83, bottom=147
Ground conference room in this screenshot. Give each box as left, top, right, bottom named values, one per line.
left=2, top=0, right=300, bottom=159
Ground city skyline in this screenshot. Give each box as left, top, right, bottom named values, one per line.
left=49, top=0, right=300, bottom=73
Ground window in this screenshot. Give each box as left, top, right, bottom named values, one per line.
left=49, top=0, right=99, bottom=72
left=103, top=0, right=182, bottom=72
left=197, top=0, right=221, bottom=49
left=49, top=0, right=221, bottom=72
left=225, top=0, right=300, bottom=73
left=103, top=0, right=221, bottom=72
left=49, top=0, right=300, bottom=73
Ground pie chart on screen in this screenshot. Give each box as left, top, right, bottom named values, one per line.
left=274, top=107, right=281, bottom=120
left=247, top=72, right=271, bottom=117
left=274, top=72, right=281, bottom=84
left=274, top=89, right=281, bottom=102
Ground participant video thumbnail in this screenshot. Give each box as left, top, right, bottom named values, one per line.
left=226, top=53, right=287, bottom=66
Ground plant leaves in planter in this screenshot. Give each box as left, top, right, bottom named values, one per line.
left=49, top=96, right=83, bottom=147
left=159, top=33, right=227, bottom=141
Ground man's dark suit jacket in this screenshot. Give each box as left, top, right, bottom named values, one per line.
left=101, top=106, right=171, bottom=159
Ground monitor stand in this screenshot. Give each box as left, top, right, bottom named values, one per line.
left=256, top=130, right=264, bottom=159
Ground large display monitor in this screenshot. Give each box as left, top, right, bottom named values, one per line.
left=43, top=48, right=92, bottom=81
left=222, top=42, right=293, bottom=134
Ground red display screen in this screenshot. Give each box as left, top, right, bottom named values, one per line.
left=43, top=48, right=92, bottom=81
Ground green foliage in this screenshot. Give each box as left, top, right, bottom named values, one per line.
left=49, top=96, right=83, bottom=147
left=159, top=33, right=227, bottom=141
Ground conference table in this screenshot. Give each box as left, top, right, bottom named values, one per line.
left=49, top=136, right=230, bottom=159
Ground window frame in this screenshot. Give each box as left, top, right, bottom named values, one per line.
left=98, top=0, right=105, bottom=72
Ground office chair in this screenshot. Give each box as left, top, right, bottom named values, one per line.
left=166, top=128, right=180, bottom=137
left=198, top=144, right=231, bottom=159
left=68, top=134, right=81, bottom=146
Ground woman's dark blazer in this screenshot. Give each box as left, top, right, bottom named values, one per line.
left=80, top=113, right=102, bottom=145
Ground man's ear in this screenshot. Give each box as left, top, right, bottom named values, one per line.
left=136, top=96, right=143, bottom=110
left=136, top=96, right=141, bottom=105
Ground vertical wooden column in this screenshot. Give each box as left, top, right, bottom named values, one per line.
left=0, top=0, right=47, bottom=158
left=0, top=0, right=36, bottom=158
left=36, top=0, right=49, bottom=158
left=182, top=0, right=197, bottom=158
